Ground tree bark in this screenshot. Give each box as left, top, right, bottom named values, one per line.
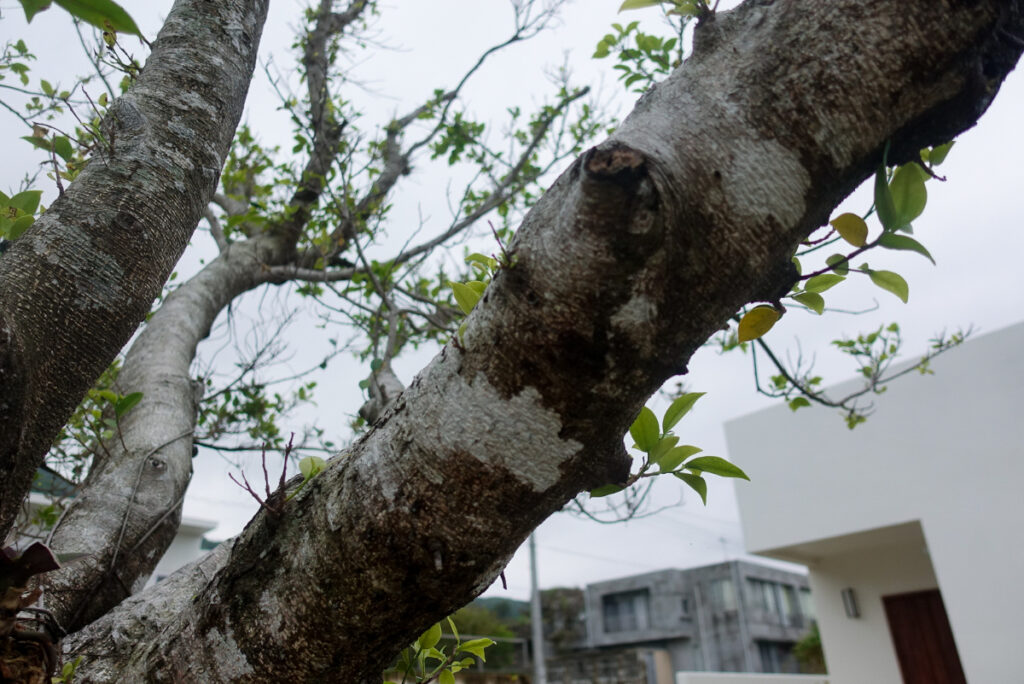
left=0, top=0, right=270, bottom=534
left=59, top=0, right=1023, bottom=681
left=42, top=237, right=281, bottom=633
left=37, top=0, right=370, bottom=632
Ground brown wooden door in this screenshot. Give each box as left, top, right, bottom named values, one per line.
left=883, top=589, right=967, bottom=684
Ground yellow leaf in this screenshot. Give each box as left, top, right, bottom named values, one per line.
left=737, top=306, right=779, bottom=343
left=830, top=212, right=868, bottom=247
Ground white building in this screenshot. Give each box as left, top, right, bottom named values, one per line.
left=147, top=515, right=218, bottom=585
left=727, top=321, right=1024, bottom=684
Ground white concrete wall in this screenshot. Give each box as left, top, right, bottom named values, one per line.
left=146, top=516, right=216, bottom=587
left=676, top=673, right=828, bottom=684
left=727, top=322, right=1024, bottom=684
left=807, top=530, right=937, bottom=684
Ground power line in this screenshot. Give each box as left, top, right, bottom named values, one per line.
left=537, top=544, right=661, bottom=571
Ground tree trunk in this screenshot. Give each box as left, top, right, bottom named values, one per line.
left=58, top=0, right=1023, bottom=681
left=0, top=0, right=270, bottom=534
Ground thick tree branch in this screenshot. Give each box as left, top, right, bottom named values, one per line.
left=0, top=0, right=270, bottom=535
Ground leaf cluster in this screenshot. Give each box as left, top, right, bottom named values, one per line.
left=736, top=141, right=954, bottom=343
left=591, top=392, right=749, bottom=506
left=385, top=617, right=495, bottom=684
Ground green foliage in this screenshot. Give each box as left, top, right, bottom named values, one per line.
left=593, top=19, right=685, bottom=93
left=592, top=392, right=748, bottom=506
left=0, top=189, right=43, bottom=242
left=53, top=656, right=84, bottom=683
left=385, top=617, right=495, bottom=684
left=284, top=455, right=327, bottom=502
left=617, top=0, right=707, bottom=19
left=17, top=0, right=141, bottom=37
left=772, top=141, right=951, bottom=322
left=793, top=622, right=827, bottom=674
left=47, top=359, right=129, bottom=484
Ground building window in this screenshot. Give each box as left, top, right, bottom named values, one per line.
left=799, top=587, right=816, bottom=620
left=680, top=596, right=690, bottom=615
left=781, top=584, right=801, bottom=627
left=748, top=578, right=781, bottom=618
left=602, top=589, right=650, bottom=633
left=757, top=640, right=800, bottom=674
left=709, top=578, right=736, bottom=611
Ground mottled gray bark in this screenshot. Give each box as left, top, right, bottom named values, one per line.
left=61, top=0, right=1024, bottom=681
left=38, top=0, right=368, bottom=635
left=0, top=0, right=270, bottom=534
left=42, top=237, right=280, bottom=633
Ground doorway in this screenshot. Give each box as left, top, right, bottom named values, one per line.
left=882, top=589, right=966, bottom=684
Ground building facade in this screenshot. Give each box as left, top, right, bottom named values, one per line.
left=728, top=322, right=1024, bottom=683
left=576, top=560, right=814, bottom=676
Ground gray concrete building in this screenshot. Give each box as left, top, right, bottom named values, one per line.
left=578, top=560, right=814, bottom=675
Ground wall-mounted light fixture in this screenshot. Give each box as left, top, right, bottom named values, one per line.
left=841, top=587, right=860, bottom=619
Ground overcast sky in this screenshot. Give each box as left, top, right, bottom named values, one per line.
left=4, top=1, right=1024, bottom=601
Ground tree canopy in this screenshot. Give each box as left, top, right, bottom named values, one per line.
left=0, top=0, right=1022, bottom=680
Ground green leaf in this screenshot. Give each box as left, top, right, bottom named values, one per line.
left=113, top=391, right=143, bottom=417
left=803, top=273, right=845, bottom=294
left=40, top=79, right=54, bottom=96
left=648, top=435, right=679, bottom=463
left=418, top=622, right=443, bottom=651
left=460, top=638, right=495, bottom=661
left=791, top=292, right=824, bottom=315
left=589, top=483, right=625, bottom=498
left=53, top=0, right=141, bottom=35
left=684, top=456, right=750, bottom=480
left=53, top=135, right=74, bottom=162
left=465, top=252, right=496, bottom=275
left=18, top=0, right=52, bottom=22
left=449, top=281, right=481, bottom=315
left=440, top=671, right=456, bottom=684
left=8, top=214, right=34, bottom=240
left=929, top=141, right=954, bottom=166
left=629, top=407, right=660, bottom=452
left=889, top=164, right=927, bottom=228
left=788, top=397, right=811, bottom=411
left=826, top=254, right=849, bottom=276
left=446, top=616, right=459, bottom=642
left=868, top=269, right=909, bottom=303
left=667, top=0, right=702, bottom=17
left=20, top=135, right=52, bottom=153
left=8, top=190, right=42, bottom=215
left=298, top=455, right=326, bottom=479
left=466, top=280, right=487, bottom=295
left=658, top=444, right=702, bottom=472
left=674, top=472, right=707, bottom=505
left=829, top=212, right=868, bottom=247
left=618, top=0, right=665, bottom=11
left=874, top=164, right=899, bottom=231
left=662, top=392, right=705, bottom=431
left=878, top=233, right=935, bottom=264
left=737, top=306, right=779, bottom=343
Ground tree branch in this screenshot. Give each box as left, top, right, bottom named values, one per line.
left=0, top=0, right=271, bottom=536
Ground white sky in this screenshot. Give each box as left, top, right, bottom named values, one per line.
left=3, top=1, right=1023, bottom=601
